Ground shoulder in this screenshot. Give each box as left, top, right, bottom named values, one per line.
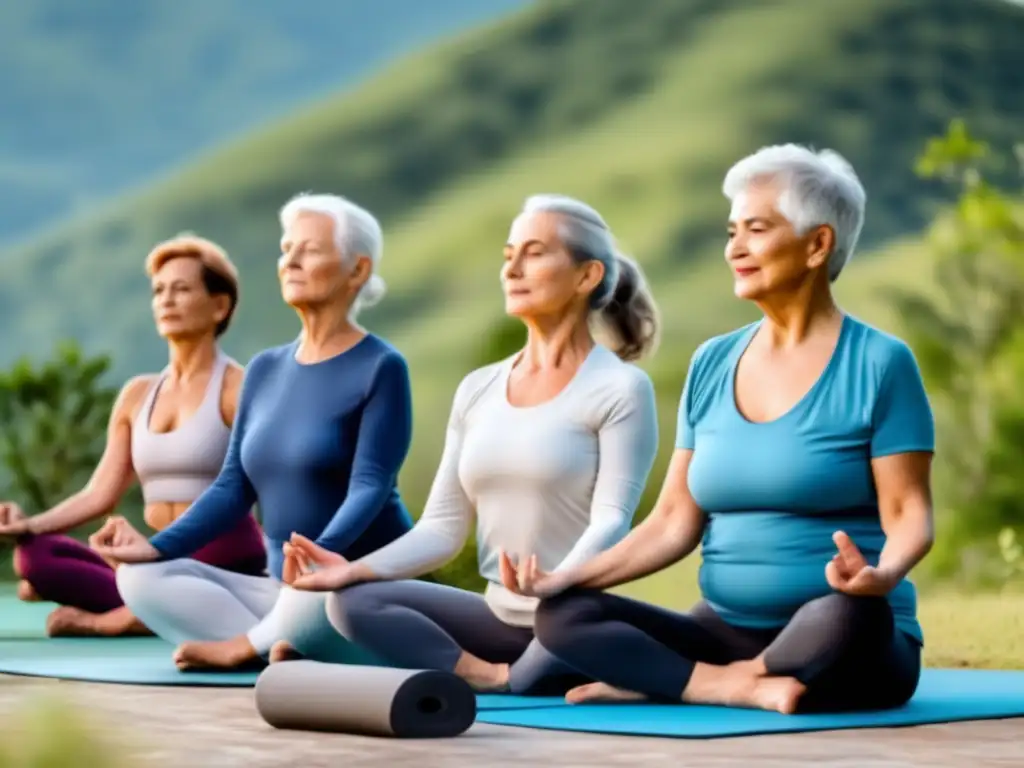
left=690, top=323, right=757, bottom=372
left=682, top=322, right=757, bottom=395
left=114, top=374, right=158, bottom=421
left=221, top=357, right=245, bottom=389
left=841, top=315, right=923, bottom=384
left=451, top=359, right=508, bottom=417
left=584, top=345, right=656, bottom=402
left=244, top=343, right=292, bottom=375
left=363, top=335, right=410, bottom=376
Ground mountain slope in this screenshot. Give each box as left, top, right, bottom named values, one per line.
left=0, top=0, right=527, bottom=243
left=1, top=0, right=1022, bottom=519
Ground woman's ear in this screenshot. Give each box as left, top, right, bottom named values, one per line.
left=578, top=259, right=606, bottom=297
left=806, top=225, right=835, bottom=272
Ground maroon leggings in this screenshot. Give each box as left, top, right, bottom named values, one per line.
left=14, top=521, right=267, bottom=615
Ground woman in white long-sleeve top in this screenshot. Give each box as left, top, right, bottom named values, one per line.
left=283, top=193, right=661, bottom=694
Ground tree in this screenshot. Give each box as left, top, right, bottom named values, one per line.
left=889, top=120, right=1024, bottom=577
left=0, top=341, right=119, bottom=513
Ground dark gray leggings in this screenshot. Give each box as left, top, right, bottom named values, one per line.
left=534, top=590, right=921, bottom=713
left=325, top=580, right=589, bottom=695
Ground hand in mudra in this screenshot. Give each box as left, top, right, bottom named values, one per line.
left=88, top=516, right=159, bottom=566
left=498, top=551, right=572, bottom=599
left=285, top=534, right=362, bottom=591
left=0, top=502, right=28, bottom=540
left=825, top=531, right=895, bottom=597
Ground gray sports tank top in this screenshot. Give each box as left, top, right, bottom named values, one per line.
left=131, top=350, right=234, bottom=504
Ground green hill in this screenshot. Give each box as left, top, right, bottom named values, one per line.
left=0, top=0, right=526, bottom=244
left=1, top=0, right=1022, bottom=525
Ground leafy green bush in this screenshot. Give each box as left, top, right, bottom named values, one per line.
left=889, top=120, right=1024, bottom=579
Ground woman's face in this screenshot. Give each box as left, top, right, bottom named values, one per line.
left=724, top=181, right=832, bottom=301
left=278, top=211, right=369, bottom=310
left=501, top=211, right=604, bottom=319
left=151, top=256, right=228, bottom=340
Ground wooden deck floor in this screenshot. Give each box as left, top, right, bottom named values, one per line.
left=1, top=674, right=1020, bottom=767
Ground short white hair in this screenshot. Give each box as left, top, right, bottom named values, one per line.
left=722, top=144, right=866, bottom=282
left=518, top=193, right=620, bottom=309
left=279, top=192, right=387, bottom=314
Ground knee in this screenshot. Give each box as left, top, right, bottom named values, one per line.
left=12, top=534, right=52, bottom=581
left=114, top=561, right=171, bottom=610
left=818, top=593, right=892, bottom=627
left=533, top=589, right=603, bottom=653
left=807, top=593, right=894, bottom=648
left=324, top=582, right=380, bottom=637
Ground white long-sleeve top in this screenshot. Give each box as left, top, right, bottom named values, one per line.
left=358, top=343, right=660, bottom=627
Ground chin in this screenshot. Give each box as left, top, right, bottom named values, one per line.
left=281, top=289, right=307, bottom=307
left=503, top=299, right=532, bottom=317
left=733, top=279, right=768, bottom=301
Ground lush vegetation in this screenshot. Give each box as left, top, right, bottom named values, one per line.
left=0, top=0, right=524, bottom=244
left=886, top=121, right=1024, bottom=582
left=0, top=0, right=1022, bottom=590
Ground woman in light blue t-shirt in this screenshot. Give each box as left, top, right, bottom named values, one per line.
left=500, top=144, right=936, bottom=715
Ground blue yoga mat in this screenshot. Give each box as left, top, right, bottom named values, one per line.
left=0, top=637, right=261, bottom=687
left=476, top=669, right=1024, bottom=737
left=0, top=635, right=560, bottom=711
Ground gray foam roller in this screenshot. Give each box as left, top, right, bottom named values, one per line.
left=254, top=661, right=477, bottom=738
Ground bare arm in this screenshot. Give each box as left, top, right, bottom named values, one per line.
left=219, top=363, right=244, bottom=427
left=568, top=448, right=706, bottom=591
left=25, top=376, right=151, bottom=536
left=872, top=451, right=934, bottom=586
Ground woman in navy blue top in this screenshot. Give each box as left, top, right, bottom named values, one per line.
left=90, top=193, right=415, bottom=671
left=500, top=145, right=936, bottom=715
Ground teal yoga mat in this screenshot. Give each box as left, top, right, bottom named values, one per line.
left=0, top=635, right=557, bottom=711
left=0, top=637, right=262, bottom=686
left=476, top=669, right=1024, bottom=737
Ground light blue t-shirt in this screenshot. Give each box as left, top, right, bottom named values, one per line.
left=678, top=314, right=934, bottom=644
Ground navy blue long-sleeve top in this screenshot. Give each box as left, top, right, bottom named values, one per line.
left=149, top=334, right=415, bottom=580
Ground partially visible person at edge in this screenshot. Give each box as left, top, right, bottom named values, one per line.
left=279, top=193, right=662, bottom=696
left=504, top=145, right=935, bottom=715
left=0, top=235, right=266, bottom=637
left=87, top=193, right=415, bottom=671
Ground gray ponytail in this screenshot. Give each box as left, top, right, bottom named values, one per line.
left=519, top=194, right=660, bottom=361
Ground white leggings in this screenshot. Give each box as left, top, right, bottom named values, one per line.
left=115, top=559, right=357, bottom=661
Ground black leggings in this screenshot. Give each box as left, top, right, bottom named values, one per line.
left=326, top=579, right=589, bottom=695
left=534, top=590, right=921, bottom=713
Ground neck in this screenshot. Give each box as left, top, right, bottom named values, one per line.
left=166, top=336, right=219, bottom=382
left=296, top=301, right=362, bottom=361
left=518, top=309, right=594, bottom=369
left=754, top=274, right=840, bottom=348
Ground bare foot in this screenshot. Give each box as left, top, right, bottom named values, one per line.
left=46, top=606, right=104, bottom=637
left=16, top=580, right=40, bottom=602
left=565, top=682, right=648, bottom=704
left=748, top=676, right=806, bottom=715
left=683, top=660, right=806, bottom=714
left=173, top=636, right=263, bottom=671
left=269, top=641, right=303, bottom=664
left=45, top=605, right=152, bottom=638
left=454, top=653, right=511, bottom=692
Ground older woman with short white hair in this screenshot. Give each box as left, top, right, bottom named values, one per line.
left=511, top=145, right=935, bottom=715
left=89, top=192, right=415, bottom=671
